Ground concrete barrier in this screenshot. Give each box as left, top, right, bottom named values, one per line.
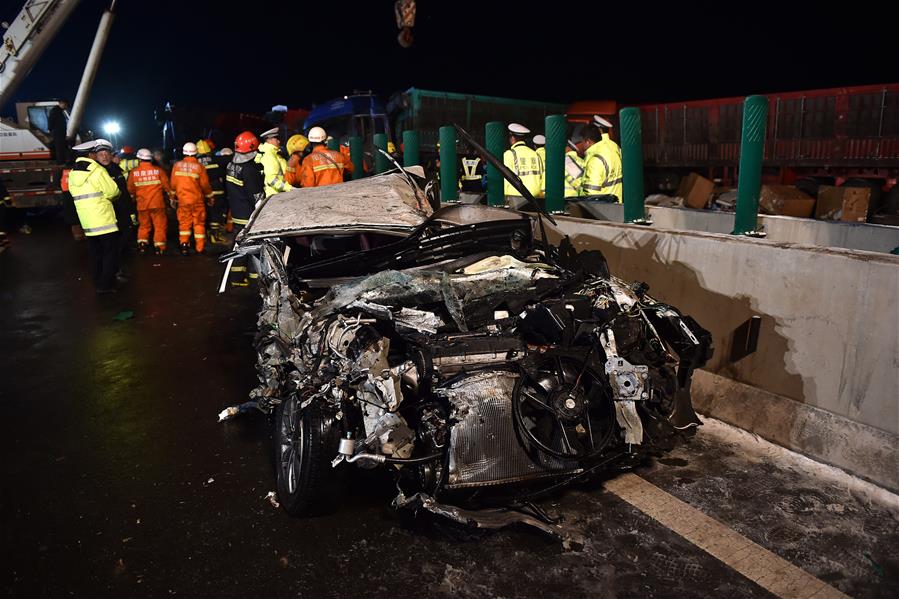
left=548, top=216, right=899, bottom=491
left=575, top=202, right=899, bottom=254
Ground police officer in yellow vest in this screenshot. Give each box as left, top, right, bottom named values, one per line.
left=69, top=139, right=122, bottom=294
left=255, top=128, right=294, bottom=197
left=503, top=123, right=543, bottom=209
left=593, top=115, right=622, bottom=164
left=577, top=122, right=623, bottom=202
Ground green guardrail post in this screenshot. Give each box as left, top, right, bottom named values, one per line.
left=439, top=126, right=458, bottom=203
left=403, top=130, right=420, bottom=167
left=733, top=95, right=769, bottom=236
left=620, top=107, right=649, bottom=224
left=544, top=114, right=566, bottom=214
left=349, top=136, right=364, bottom=180
left=326, top=137, right=339, bottom=151
left=373, top=133, right=389, bottom=174
left=486, top=121, right=506, bottom=207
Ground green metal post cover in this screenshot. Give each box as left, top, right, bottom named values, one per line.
left=373, top=133, right=389, bottom=174
left=349, top=136, right=364, bottom=180
left=544, top=114, right=566, bottom=214
left=733, top=95, right=769, bottom=235
left=326, top=138, right=339, bottom=151
left=403, top=130, right=420, bottom=167
left=620, top=107, right=646, bottom=223
left=439, top=126, right=458, bottom=203
left=486, top=121, right=506, bottom=207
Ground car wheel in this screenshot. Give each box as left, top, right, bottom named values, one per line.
left=274, top=396, right=343, bottom=516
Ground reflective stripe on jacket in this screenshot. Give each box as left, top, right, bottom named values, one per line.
left=127, top=161, right=172, bottom=211
left=300, top=145, right=347, bottom=188
left=502, top=142, right=543, bottom=197
left=171, top=156, right=213, bottom=205
left=255, top=142, right=293, bottom=197
left=68, top=157, right=120, bottom=236
left=581, top=141, right=622, bottom=201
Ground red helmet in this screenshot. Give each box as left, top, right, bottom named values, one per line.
left=121, top=145, right=135, bottom=155
left=234, top=131, right=259, bottom=153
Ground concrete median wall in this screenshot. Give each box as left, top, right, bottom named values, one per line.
left=548, top=216, right=899, bottom=491
left=573, top=202, right=899, bottom=254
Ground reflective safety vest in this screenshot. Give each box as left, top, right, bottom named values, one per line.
left=255, top=142, right=293, bottom=197
left=502, top=142, right=543, bottom=197
left=171, top=156, right=213, bottom=205
left=119, top=157, right=139, bottom=177
left=300, top=145, right=348, bottom=188
left=460, top=156, right=481, bottom=180
left=67, top=157, right=121, bottom=236
left=581, top=142, right=622, bottom=201
left=564, top=151, right=585, bottom=198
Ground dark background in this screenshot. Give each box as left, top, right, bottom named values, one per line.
left=3, top=0, right=896, bottom=147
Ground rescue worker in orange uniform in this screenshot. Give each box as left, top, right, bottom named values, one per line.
left=300, top=127, right=349, bottom=188
left=339, top=139, right=355, bottom=177
left=170, top=142, right=213, bottom=255
left=127, top=148, right=172, bottom=255
left=284, top=134, right=309, bottom=187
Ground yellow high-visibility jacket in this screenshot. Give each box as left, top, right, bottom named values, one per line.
left=581, top=141, right=622, bottom=202
left=503, top=141, right=543, bottom=198
left=255, top=142, right=293, bottom=197
left=68, top=157, right=121, bottom=236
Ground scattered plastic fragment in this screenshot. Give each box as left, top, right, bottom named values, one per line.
left=265, top=491, right=280, bottom=509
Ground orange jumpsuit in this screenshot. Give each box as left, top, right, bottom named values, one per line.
left=170, top=156, right=212, bottom=252
left=285, top=152, right=302, bottom=187
left=127, top=161, right=172, bottom=251
left=300, top=145, right=349, bottom=188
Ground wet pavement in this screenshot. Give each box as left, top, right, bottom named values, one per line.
left=1, top=221, right=897, bottom=598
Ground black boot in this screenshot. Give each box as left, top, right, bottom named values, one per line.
left=180, top=243, right=190, bottom=256
left=138, top=242, right=150, bottom=255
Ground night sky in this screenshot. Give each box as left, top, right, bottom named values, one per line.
left=4, top=0, right=895, bottom=148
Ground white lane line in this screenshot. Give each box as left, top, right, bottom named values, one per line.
left=604, top=473, right=851, bottom=599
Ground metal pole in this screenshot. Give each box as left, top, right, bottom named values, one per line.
left=439, top=126, right=458, bottom=203
left=349, top=136, right=364, bottom=180
left=620, top=107, right=648, bottom=224
left=67, top=0, right=117, bottom=140
left=733, top=95, right=769, bottom=236
left=486, top=121, right=506, bottom=207
left=403, top=130, right=420, bottom=167
left=373, top=133, right=389, bottom=174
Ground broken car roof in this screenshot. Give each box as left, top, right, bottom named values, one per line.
left=244, top=169, right=434, bottom=239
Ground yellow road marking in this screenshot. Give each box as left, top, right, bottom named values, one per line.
left=604, top=473, right=851, bottom=599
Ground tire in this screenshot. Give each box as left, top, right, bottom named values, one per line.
left=274, top=397, right=344, bottom=516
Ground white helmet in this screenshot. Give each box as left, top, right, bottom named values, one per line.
left=182, top=142, right=198, bottom=156
left=136, top=148, right=153, bottom=161
left=218, top=147, right=233, bottom=156
left=307, top=126, right=327, bottom=143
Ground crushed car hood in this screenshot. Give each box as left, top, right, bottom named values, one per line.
left=243, top=168, right=433, bottom=240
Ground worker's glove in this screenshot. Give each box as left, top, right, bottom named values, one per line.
left=170, top=199, right=177, bottom=209
left=130, top=214, right=138, bottom=227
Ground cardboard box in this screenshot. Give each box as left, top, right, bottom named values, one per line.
left=758, top=185, right=816, bottom=218
left=816, top=186, right=871, bottom=222
left=676, top=173, right=715, bottom=209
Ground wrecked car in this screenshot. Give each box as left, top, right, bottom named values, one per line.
left=219, top=140, right=712, bottom=540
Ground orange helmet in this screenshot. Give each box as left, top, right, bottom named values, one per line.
left=234, top=131, right=259, bottom=153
